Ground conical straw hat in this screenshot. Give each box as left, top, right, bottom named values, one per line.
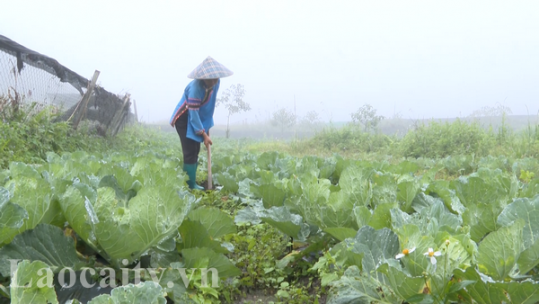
left=187, top=56, right=233, bottom=79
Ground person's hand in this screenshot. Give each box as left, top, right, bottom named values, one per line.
left=203, top=132, right=213, bottom=148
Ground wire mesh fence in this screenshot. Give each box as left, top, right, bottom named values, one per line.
left=0, top=49, right=81, bottom=110
left=0, top=35, right=133, bottom=136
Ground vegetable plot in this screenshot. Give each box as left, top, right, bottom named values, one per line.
left=1, top=146, right=539, bottom=303
left=0, top=151, right=240, bottom=303
left=220, top=152, right=539, bottom=303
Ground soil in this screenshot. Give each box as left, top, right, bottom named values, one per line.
left=234, top=289, right=277, bottom=303
left=201, top=179, right=217, bottom=191
left=229, top=276, right=327, bottom=304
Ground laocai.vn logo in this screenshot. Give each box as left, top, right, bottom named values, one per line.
left=7, top=259, right=219, bottom=289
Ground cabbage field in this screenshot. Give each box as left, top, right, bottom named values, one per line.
left=1, top=134, right=539, bottom=303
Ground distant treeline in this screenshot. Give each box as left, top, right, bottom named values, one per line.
left=146, top=115, right=539, bottom=141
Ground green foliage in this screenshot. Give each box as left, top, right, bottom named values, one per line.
left=87, top=281, right=167, bottom=304
left=0, top=104, right=122, bottom=169
left=225, top=223, right=289, bottom=290
left=0, top=145, right=239, bottom=303
left=0, top=103, right=104, bottom=168
left=223, top=222, right=325, bottom=303
left=206, top=141, right=539, bottom=303
left=399, top=119, right=496, bottom=158
left=351, top=103, right=385, bottom=132
left=0, top=224, right=81, bottom=277
left=294, top=116, right=539, bottom=159
left=308, top=124, right=394, bottom=154
left=216, top=84, right=250, bottom=138
left=0, top=100, right=184, bottom=170
left=4, top=107, right=539, bottom=303
left=55, top=156, right=196, bottom=267
left=10, top=260, right=59, bottom=304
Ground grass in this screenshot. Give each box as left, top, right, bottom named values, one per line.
left=0, top=100, right=185, bottom=169
left=4, top=100, right=537, bottom=170
left=239, top=119, right=539, bottom=161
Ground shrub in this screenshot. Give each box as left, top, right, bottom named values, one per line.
left=398, top=119, right=496, bottom=158
left=308, top=124, right=394, bottom=154
left=0, top=101, right=106, bottom=168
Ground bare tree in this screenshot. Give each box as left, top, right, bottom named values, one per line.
left=302, top=110, right=321, bottom=125
left=216, top=84, right=251, bottom=138
left=271, top=108, right=296, bottom=134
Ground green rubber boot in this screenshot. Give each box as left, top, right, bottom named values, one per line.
left=183, top=163, right=204, bottom=190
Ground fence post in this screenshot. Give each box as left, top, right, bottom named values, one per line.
left=69, top=70, right=100, bottom=129
left=107, top=93, right=131, bottom=137
left=133, top=99, right=139, bottom=123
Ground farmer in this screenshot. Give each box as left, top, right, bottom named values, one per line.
left=169, top=56, right=233, bottom=189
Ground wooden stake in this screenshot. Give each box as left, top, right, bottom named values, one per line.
left=207, top=145, right=212, bottom=190
left=133, top=99, right=139, bottom=123
left=108, top=93, right=130, bottom=136
left=70, top=70, right=100, bottom=128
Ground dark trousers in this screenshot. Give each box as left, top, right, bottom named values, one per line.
left=174, top=112, right=200, bottom=164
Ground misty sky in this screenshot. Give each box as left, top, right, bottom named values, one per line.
left=2, top=1, right=539, bottom=125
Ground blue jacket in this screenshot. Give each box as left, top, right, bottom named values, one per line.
left=170, top=79, right=220, bottom=142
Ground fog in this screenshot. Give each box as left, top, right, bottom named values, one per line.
left=2, top=1, right=539, bottom=126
